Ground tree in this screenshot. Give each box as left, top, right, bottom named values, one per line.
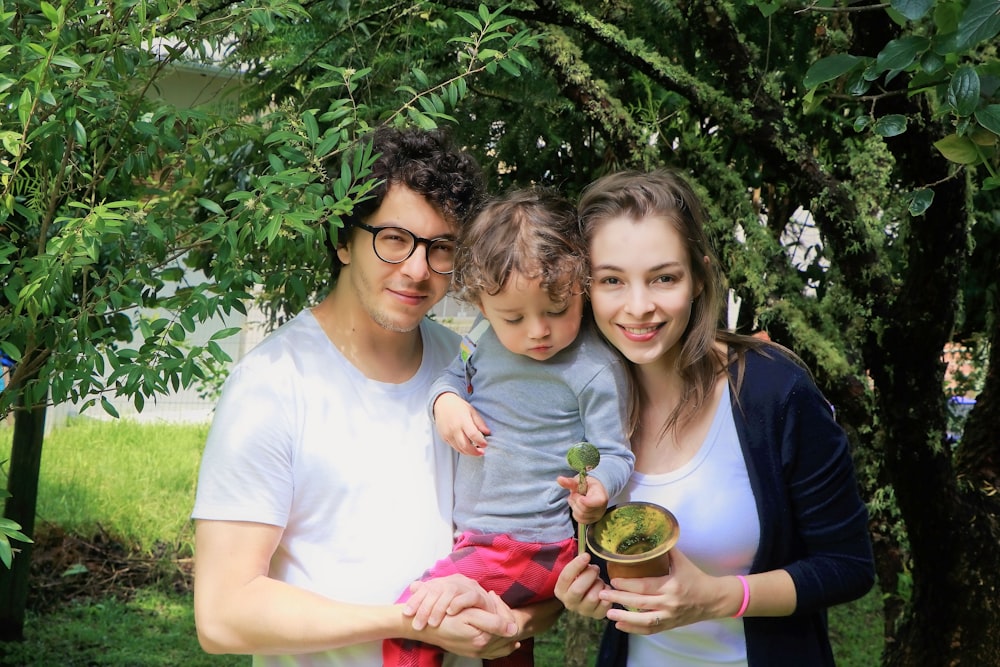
left=0, top=0, right=537, bottom=640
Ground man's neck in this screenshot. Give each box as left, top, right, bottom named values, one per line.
left=311, top=289, right=424, bottom=383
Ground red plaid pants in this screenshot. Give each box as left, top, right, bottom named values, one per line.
left=382, top=531, right=577, bottom=667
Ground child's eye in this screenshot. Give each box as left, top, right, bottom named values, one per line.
left=503, top=317, right=523, bottom=325
left=548, top=306, right=570, bottom=317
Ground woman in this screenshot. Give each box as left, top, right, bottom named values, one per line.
left=554, top=169, right=874, bottom=666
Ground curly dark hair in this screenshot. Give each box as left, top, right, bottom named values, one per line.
left=326, top=125, right=485, bottom=283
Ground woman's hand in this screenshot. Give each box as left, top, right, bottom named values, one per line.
left=600, top=547, right=735, bottom=634
left=554, top=552, right=612, bottom=619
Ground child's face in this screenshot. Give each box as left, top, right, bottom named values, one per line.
left=478, top=271, right=584, bottom=362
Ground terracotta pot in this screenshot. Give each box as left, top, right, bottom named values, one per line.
left=586, top=501, right=680, bottom=579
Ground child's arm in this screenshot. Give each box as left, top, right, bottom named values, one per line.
left=432, top=391, right=492, bottom=456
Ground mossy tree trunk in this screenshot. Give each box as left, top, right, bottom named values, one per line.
left=0, top=393, right=46, bottom=641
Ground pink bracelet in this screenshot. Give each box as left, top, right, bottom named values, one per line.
left=733, top=575, right=750, bottom=618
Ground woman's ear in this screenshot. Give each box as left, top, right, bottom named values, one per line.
left=694, top=255, right=710, bottom=298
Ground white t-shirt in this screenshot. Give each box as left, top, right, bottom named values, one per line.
left=613, top=382, right=759, bottom=667
left=192, top=310, right=477, bottom=667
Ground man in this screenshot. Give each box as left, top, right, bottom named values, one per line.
left=192, top=126, right=555, bottom=666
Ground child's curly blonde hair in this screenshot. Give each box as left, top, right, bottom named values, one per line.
left=452, top=186, right=588, bottom=306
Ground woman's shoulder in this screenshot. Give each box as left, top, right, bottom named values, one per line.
left=731, top=338, right=814, bottom=395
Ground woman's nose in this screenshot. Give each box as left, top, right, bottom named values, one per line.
left=624, top=286, right=654, bottom=316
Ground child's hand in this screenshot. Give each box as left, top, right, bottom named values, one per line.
left=557, top=475, right=609, bottom=525
left=433, top=392, right=491, bottom=456
left=403, top=574, right=498, bottom=630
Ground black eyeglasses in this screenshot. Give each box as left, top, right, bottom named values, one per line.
left=354, top=222, right=458, bottom=275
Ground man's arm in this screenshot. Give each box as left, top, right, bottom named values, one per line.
left=193, top=520, right=519, bottom=657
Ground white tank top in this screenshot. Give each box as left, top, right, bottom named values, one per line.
left=613, top=381, right=759, bottom=666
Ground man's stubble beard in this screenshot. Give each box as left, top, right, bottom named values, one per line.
left=350, top=263, right=432, bottom=334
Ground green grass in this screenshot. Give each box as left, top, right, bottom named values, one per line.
left=0, top=588, right=246, bottom=667
left=0, top=419, right=883, bottom=666
left=2, top=417, right=209, bottom=554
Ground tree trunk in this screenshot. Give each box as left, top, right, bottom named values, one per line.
left=0, top=394, right=46, bottom=641
left=884, top=245, right=1000, bottom=666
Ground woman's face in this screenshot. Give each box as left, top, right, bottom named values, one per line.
left=588, top=214, right=700, bottom=369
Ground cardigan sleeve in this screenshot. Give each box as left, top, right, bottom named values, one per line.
left=737, top=350, right=875, bottom=614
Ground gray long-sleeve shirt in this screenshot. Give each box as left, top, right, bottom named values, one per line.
left=431, top=317, right=634, bottom=544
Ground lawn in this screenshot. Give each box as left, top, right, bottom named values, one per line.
left=0, top=418, right=883, bottom=665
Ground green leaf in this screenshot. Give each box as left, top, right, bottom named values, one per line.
left=891, top=0, right=933, bottom=21
left=197, top=197, right=224, bottom=214
left=50, top=55, right=80, bottom=69
left=455, top=11, right=482, bottom=31
left=62, top=563, right=89, bottom=577
left=302, top=110, right=319, bottom=145
left=908, top=188, right=934, bottom=216
left=210, top=327, right=242, bottom=340
left=875, top=36, right=930, bottom=75
left=17, top=88, right=32, bottom=128
left=873, top=114, right=908, bottom=137
left=956, top=0, right=1000, bottom=50
left=803, top=54, right=864, bottom=89
left=100, top=396, right=120, bottom=418
left=753, top=1, right=781, bottom=18
left=0, top=540, right=11, bottom=569
left=973, top=105, right=1000, bottom=135
left=948, top=66, right=981, bottom=116
left=40, top=1, right=60, bottom=24
left=934, top=134, right=981, bottom=164
left=918, top=50, right=945, bottom=74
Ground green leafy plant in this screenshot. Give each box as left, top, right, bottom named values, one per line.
left=802, top=0, right=1000, bottom=196
left=0, top=488, right=32, bottom=569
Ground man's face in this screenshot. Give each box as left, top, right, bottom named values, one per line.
left=338, top=184, right=456, bottom=333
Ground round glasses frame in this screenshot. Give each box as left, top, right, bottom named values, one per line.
left=354, top=222, right=457, bottom=275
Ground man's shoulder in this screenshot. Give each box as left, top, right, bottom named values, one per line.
left=233, top=311, right=320, bottom=369
left=421, top=317, right=462, bottom=363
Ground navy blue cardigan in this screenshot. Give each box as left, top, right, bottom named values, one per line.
left=598, top=347, right=875, bottom=666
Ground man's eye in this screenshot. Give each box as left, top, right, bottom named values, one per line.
left=430, top=242, right=456, bottom=254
